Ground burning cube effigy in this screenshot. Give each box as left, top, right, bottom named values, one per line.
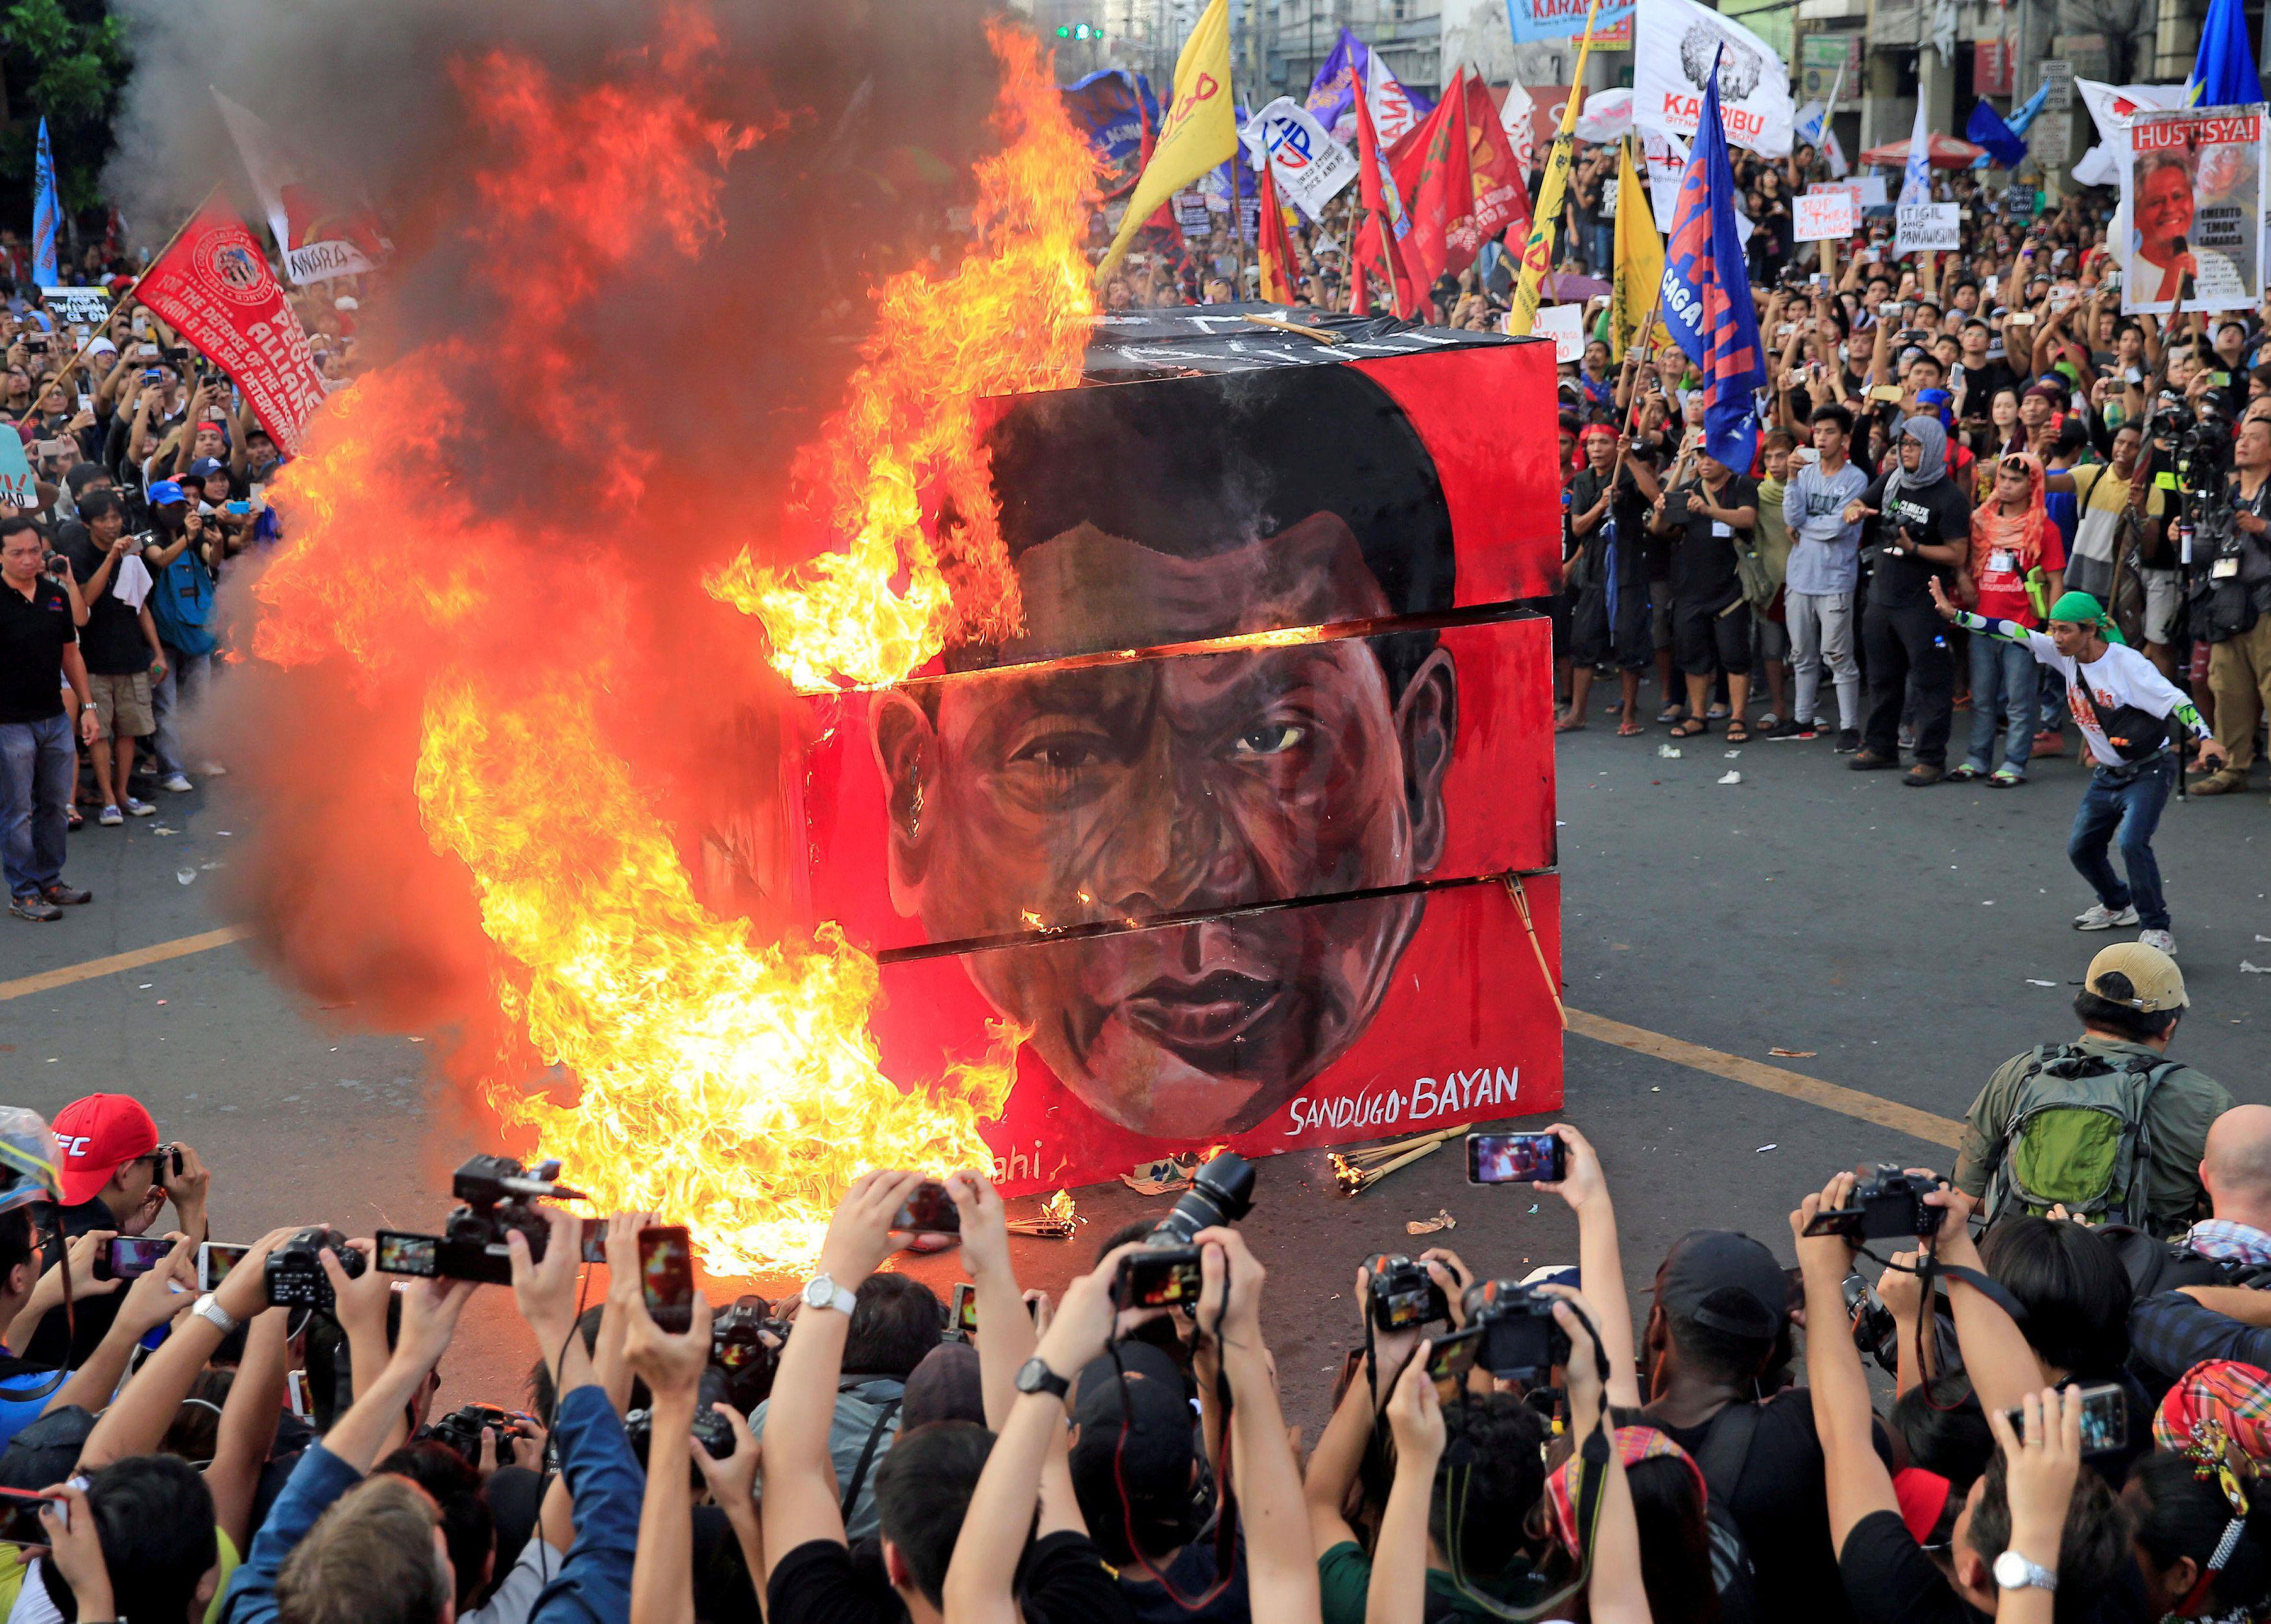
left=732, top=309, right=1568, bottom=1193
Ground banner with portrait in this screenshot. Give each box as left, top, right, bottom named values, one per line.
left=2120, top=104, right=2266, bottom=315
left=707, top=324, right=1568, bottom=1192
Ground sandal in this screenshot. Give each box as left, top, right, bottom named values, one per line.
left=1947, top=764, right=1984, bottom=782
left=1988, top=767, right=2025, bottom=787
left=1553, top=714, right=1589, bottom=733
left=1725, top=720, right=1752, bottom=744
left=1656, top=703, right=1685, bottom=725
left=1616, top=719, right=1647, bottom=737
left=1669, top=718, right=1709, bottom=738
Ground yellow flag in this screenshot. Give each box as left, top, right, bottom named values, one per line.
left=1610, top=137, right=1666, bottom=362
left=1098, top=0, right=1237, bottom=275
left=1505, top=0, right=1603, bottom=335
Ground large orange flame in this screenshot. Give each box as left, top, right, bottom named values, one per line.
left=247, top=17, right=1087, bottom=1270
left=705, top=23, right=1099, bottom=691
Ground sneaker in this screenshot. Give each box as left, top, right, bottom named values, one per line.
left=2139, top=928, right=2178, bottom=954
left=124, top=798, right=156, bottom=818
left=38, top=883, right=90, bottom=906
left=7, top=893, right=60, bottom=923
left=1834, top=728, right=1862, bottom=753
left=97, top=804, right=122, bottom=826
left=1790, top=720, right=1821, bottom=741
left=1903, top=763, right=1947, bottom=787
left=159, top=773, right=193, bottom=794
left=1848, top=749, right=1898, bottom=771
left=2032, top=730, right=2067, bottom=757
left=2073, top=903, right=2140, bottom=930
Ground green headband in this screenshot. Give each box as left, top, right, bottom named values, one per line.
left=2048, top=590, right=2128, bottom=645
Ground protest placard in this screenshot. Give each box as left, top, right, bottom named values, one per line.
left=1533, top=301, right=1585, bottom=363
left=1793, top=190, right=1856, bottom=241
left=2120, top=104, right=2267, bottom=314
left=1894, top=201, right=1960, bottom=252
left=38, top=287, right=110, bottom=327
left=0, top=433, right=38, bottom=509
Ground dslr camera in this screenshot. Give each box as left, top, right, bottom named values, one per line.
left=1111, top=1150, right=1255, bottom=1311
left=624, top=1366, right=738, bottom=1479
left=375, top=1156, right=588, bottom=1285
left=710, top=1294, right=788, bottom=1411
left=264, top=1226, right=365, bottom=1313
left=1804, top=1165, right=1943, bottom=1242
left=1462, top=1279, right=1572, bottom=1381
left=1364, top=1254, right=1448, bottom=1331
left=422, top=1401, right=539, bottom=1464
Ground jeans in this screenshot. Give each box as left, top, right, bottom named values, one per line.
left=2069, top=753, right=2176, bottom=931
left=1965, top=636, right=2039, bottom=775
left=1786, top=590, right=1858, bottom=729
left=1863, top=600, right=1954, bottom=764
left=2038, top=666, right=2067, bottom=734
left=151, top=646, right=213, bottom=777
left=0, top=712, right=74, bottom=899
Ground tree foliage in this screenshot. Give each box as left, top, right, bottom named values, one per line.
left=1, top=0, right=130, bottom=218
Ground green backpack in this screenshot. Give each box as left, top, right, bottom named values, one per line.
left=1983, top=1045, right=2177, bottom=1229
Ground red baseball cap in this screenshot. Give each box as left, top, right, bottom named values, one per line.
left=50, top=1094, right=159, bottom=1206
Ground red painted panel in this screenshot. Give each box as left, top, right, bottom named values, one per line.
left=865, top=872, right=1566, bottom=1195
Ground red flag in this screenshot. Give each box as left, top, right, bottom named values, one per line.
left=136, top=191, right=329, bottom=456
left=1389, top=68, right=1477, bottom=291
left=1256, top=159, right=1299, bottom=304
left=1461, top=75, right=1531, bottom=250
left=1352, top=66, right=1424, bottom=318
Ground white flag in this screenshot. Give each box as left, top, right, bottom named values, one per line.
left=1499, top=82, right=1537, bottom=175
left=1364, top=47, right=1425, bottom=147
left=1899, top=97, right=1933, bottom=206
left=1632, top=0, right=1795, bottom=156
left=1240, top=98, right=1359, bottom=221
left=212, top=89, right=390, bottom=285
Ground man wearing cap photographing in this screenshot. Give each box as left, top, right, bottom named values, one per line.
left=1930, top=577, right=2223, bottom=954
left=1954, top=941, right=2229, bottom=1237
left=47, top=1093, right=209, bottom=1244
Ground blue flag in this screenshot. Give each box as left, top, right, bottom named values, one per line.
left=1660, top=53, right=1765, bottom=473
left=1966, top=101, right=2029, bottom=168
left=1304, top=28, right=1429, bottom=139
left=1061, top=70, right=1159, bottom=199
left=30, top=118, right=58, bottom=289
left=2189, top=0, right=2266, bottom=106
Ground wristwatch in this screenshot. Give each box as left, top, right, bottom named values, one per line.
left=190, top=1291, right=240, bottom=1336
left=1014, top=1356, right=1071, bottom=1400
left=1993, top=1551, right=2057, bottom=1593
left=801, top=1273, right=858, bottom=1317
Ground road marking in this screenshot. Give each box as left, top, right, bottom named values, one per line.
left=0, top=928, right=1967, bottom=1152
left=1566, top=1008, right=1963, bottom=1149
left=0, top=925, right=250, bottom=1003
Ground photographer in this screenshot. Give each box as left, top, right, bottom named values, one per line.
left=2192, top=415, right=2271, bottom=796
left=1844, top=417, right=1970, bottom=784
left=1791, top=1173, right=2133, bottom=1624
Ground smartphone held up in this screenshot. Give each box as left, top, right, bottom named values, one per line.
left=1466, top=1131, right=1566, bottom=1185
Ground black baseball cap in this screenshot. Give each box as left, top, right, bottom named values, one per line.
left=1654, top=1230, right=1789, bottom=1341
left=1068, top=1340, right=1194, bottom=1501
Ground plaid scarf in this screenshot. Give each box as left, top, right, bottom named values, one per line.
left=2187, top=1220, right=2271, bottom=1269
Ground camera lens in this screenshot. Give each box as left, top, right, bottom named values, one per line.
left=1150, top=1152, right=1255, bottom=1244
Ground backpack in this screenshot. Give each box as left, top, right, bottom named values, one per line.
left=1982, top=1045, right=2179, bottom=1230
left=2098, top=1224, right=2271, bottom=1302
left=1683, top=1403, right=1764, bottom=1624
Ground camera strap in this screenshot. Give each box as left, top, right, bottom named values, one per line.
left=837, top=1396, right=901, bottom=1523
left=1856, top=1240, right=2027, bottom=1406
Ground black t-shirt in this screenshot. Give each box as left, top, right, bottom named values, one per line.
left=0, top=575, right=76, bottom=725
left=1656, top=1390, right=1893, bottom=1624
left=60, top=527, right=151, bottom=675
left=766, top=1532, right=1137, bottom=1624
left=1954, top=358, right=2017, bottom=409
left=1860, top=470, right=1971, bottom=609
left=1838, top=1510, right=1985, bottom=1624
left=1666, top=474, right=1759, bottom=609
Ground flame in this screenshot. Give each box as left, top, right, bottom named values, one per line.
left=246, top=18, right=1079, bottom=1271
left=705, top=23, right=1099, bottom=692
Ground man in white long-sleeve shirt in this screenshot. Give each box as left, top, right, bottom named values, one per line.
left=1779, top=404, right=1871, bottom=749
left=1930, top=578, right=2228, bottom=956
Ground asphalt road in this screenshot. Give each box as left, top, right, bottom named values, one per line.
left=3, top=725, right=2266, bottom=1436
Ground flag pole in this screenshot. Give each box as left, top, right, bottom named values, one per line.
left=25, top=201, right=204, bottom=422
left=1506, top=0, right=1607, bottom=334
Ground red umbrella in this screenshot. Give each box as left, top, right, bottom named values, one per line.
left=1859, top=132, right=1987, bottom=169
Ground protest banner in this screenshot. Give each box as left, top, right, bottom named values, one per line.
left=1533, top=301, right=1585, bottom=361
left=2119, top=104, right=2266, bottom=314
left=1894, top=201, right=1961, bottom=251
left=1858, top=173, right=1889, bottom=206
left=39, top=287, right=110, bottom=326
left=0, top=433, right=35, bottom=509
left=1793, top=189, right=1857, bottom=240
left=1241, top=97, right=1359, bottom=220
left=1633, top=0, right=1795, bottom=156
left=134, top=191, right=330, bottom=455
left=1100, top=0, right=1237, bottom=273
left=1062, top=69, right=1157, bottom=197
left=1505, top=0, right=1634, bottom=43
left=213, top=90, right=389, bottom=285
left=1172, top=191, right=1213, bottom=236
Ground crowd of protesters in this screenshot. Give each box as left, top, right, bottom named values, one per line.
left=1100, top=132, right=2271, bottom=958
left=0, top=233, right=354, bottom=922
left=0, top=928, right=2264, bottom=1624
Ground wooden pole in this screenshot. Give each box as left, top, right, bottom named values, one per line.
left=25, top=202, right=200, bottom=421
